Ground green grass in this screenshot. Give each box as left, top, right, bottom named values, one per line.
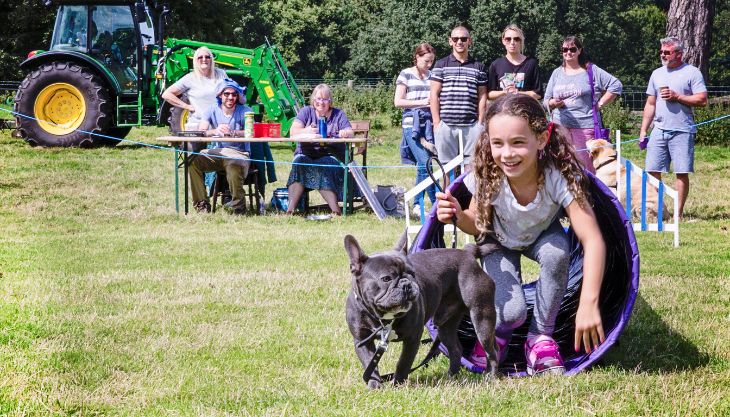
left=1, top=126, right=729, bottom=416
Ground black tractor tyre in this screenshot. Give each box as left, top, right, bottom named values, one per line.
left=168, top=92, right=191, bottom=134
left=95, top=126, right=133, bottom=146
left=14, top=61, right=113, bottom=147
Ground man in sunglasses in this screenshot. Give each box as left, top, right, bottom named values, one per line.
left=639, top=36, right=707, bottom=219
left=430, top=25, right=488, bottom=167
left=190, top=79, right=253, bottom=214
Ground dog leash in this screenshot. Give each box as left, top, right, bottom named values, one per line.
left=361, top=319, right=443, bottom=384
left=426, top=156, right=457, bottom=248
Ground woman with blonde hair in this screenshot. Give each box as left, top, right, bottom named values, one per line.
left=162, top=46, right=227, bottom=130
left=487, top=24, right=542, bottom=100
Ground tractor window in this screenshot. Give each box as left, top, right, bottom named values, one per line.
left=50, top=5, right=88, bottom=52
left=90, top=6, right=138, bottom=93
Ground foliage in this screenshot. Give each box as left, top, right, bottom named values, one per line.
left=710, top=7, right=730, bottom=85
left=695, top=101, right=730, bottom=145
left=601, top=98, right=641, bottom=136
left=1, top=1, right=729, bottom=86
left=330, top=84, right=400, bottom=130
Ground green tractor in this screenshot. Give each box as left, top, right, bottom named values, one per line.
left=14, top=0, right=305, bottom=147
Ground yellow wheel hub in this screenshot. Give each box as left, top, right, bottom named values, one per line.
left=178, top=109, right=189, bottom=132
left=34, top=83, right=86, bottom=135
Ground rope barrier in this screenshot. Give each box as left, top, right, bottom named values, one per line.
left=2, top=107, right=729, bottom=169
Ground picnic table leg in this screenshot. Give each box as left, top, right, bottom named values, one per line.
left=343, top=148, right=350, bottom=216
left=174, top=147, right=179, bottom=214
left=184, top=143, right=189, bottom=215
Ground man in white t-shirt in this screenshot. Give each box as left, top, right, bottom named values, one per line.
left=639, top=36, right=707, bottom=219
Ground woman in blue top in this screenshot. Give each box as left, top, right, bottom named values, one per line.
left=544, top=36, right=622, bottom=172
left=287, top=84, right=353, bottom=215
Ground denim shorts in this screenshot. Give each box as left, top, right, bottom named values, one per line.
left=644, top=128, right=695, bottom=174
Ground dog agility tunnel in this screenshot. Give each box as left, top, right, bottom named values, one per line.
left=412, top=172, right=640, bottom=375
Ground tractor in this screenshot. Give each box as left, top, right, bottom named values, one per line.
left=14, top=0, right=306, bottom=147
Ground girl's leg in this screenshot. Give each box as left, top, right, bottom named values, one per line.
left=406, top=128, right=437, bottom=205
left=523, top=219, right=570, bottom=337
left=481, top=244, right=527, bottom=341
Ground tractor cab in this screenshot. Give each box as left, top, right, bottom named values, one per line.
left=49, top=2, right=154, bottom=94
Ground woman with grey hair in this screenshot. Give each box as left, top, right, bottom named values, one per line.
left=488, top=24, right=542, bottom=100
left=286, top=84, right=354, bottom=215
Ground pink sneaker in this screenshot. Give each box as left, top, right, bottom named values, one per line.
left=525, top=335, right=565, bottom=376
left=468, top=340, right=488, bottom=368
left=469, top=336, right=509, bottom=368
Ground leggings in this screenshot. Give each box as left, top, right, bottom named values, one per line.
left=481, top=218, right=570, bottom=340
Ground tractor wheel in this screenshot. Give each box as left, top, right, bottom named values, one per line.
left=95, top=126, right=133, bottom=146
left=168, top=93, right=191, bottom=134
left=14, top=61, right=112, bottom=147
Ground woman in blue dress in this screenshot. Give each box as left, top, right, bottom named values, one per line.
left=287, top=84, right=353, bottom=215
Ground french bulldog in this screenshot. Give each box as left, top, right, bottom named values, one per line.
left=344, top=233, right=498, bottom=388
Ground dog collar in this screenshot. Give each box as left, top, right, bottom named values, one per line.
left=594, top=154, right=618, bottom=172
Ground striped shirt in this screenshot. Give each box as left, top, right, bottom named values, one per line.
left=431, top=54, right=488, bottom=125
left=396, top=68, right=431, bottom=128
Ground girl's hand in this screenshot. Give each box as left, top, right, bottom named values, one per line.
left=574, top=301, right=605, bottom=353
left=436, top=190, right=461, bottom=223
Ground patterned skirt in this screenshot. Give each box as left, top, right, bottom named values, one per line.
left=286, top=154, right=344, bottom=200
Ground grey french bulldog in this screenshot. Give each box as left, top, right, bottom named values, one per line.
left=344, top=233, right=498, bottom=389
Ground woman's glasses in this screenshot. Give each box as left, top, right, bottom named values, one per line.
left=196, top=55, right=212, bottom=60
left=314, top=98, right=332, bottom=104
left=451, top=36, right=469, bottom=43
left=504, top=36, right=521, bottom=43
left=561, top=47, right=578, bottom=53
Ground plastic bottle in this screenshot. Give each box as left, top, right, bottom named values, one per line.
left=318, top=116, right=327, bottom=138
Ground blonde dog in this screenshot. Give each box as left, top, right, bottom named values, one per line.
left=586, top=139, right=670, bottom=221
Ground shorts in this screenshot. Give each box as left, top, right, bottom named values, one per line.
left=434, top=121, right=484, bottom=164
left=644, top=129, right=695, bottom=174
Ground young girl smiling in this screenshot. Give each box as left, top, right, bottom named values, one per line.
left=436, top=94, right=606, bottom=375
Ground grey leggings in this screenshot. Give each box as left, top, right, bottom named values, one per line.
left=481, top=218, right=570, bottom=339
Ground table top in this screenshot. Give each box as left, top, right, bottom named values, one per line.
left=157, top=135, right=367, bottom=144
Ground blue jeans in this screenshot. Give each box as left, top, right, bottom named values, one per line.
left=403, top=127, right=436, bottom=205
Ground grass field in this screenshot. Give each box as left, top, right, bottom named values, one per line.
left=1, top=125, right=729, bottom=416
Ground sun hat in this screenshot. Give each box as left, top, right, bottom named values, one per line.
left=215, top=78, right=247, bottom=105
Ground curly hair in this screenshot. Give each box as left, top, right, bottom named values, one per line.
left=472, top=94, right=591, bottom=242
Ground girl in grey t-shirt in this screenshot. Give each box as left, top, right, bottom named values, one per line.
left=436, top=94, right=606, bottom=376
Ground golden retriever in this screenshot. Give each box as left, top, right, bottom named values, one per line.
left=586, top=139, right=671, bottom=221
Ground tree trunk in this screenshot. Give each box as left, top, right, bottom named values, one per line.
left=666, top=0, right=716, bottom=81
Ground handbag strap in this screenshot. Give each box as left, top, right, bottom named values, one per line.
left=586, top=63, right=602, bottom=129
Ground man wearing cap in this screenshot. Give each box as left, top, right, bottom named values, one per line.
left=430, top=25, right=488, bottom=167
left=191, top=79, right=253, bottom=214
left=639, top=36, right=707, bottom=219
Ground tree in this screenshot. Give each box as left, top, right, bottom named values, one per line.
left=666, top=0, right=716, bottom=80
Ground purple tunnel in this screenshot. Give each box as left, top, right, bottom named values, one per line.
left=413, top=172, right=640, bottom=375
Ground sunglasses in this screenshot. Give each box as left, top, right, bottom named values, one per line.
left=222, top=92, right=239, bottom=97
left=504, top=36, right=521, bottom=42
left=196, top=55, right=212, bottom=60
left=451, top=36, right=469, bottom=43
left=314, top=98, right=332, bottom=104
left=660, top=50, right=676, bottom=56
left=561, top=47, right=578, bottom=53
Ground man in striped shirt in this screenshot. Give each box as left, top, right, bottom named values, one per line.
left=430, top=26, right=488, bottom=166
